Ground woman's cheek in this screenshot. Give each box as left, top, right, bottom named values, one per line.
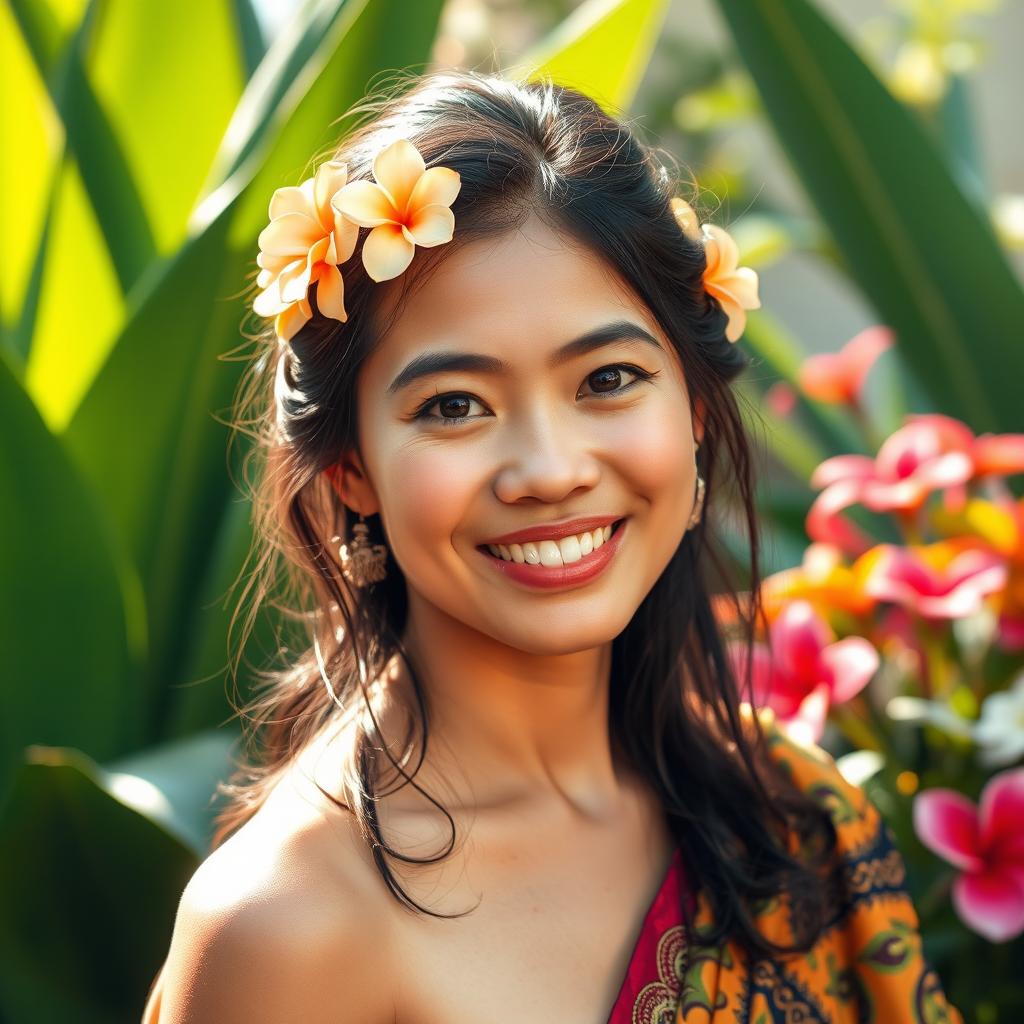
left=376, top=442, right=479, bottom=561
left=605, top=397, right=694, bottom=507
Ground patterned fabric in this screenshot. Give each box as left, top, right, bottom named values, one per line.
left=610, top=712, right=964, bottom=1024
left=608, top=847, right=693, bottom=1023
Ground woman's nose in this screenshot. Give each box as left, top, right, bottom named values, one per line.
left=490, top=410, right=602, bottom=504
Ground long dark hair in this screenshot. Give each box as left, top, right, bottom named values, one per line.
left=217, top=67, right=837, bottom=961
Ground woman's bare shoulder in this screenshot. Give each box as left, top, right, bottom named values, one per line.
left=148, top=759, right=396, bottom=1024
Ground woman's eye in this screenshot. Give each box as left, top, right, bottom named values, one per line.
left=413, top=393, right=487, bottom=427
left=578, top=363, right=656, bottom=398
left=412, top=363, right=657, bottom=427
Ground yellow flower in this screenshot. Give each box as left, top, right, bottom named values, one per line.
left=253, top=160, right=359, bottom=341
left=702, top=223, right=761, bottom=342
left=671, top=196, right=701, bottom=240
left=672, top=197, right=761, bottom=343
left=332, top=138, right=461, bottom=283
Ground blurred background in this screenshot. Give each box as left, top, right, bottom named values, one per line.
left=2, top=0, right=1023, bottom=1020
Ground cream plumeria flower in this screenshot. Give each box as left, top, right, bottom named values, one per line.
left=253, top=160, right=359, bottom=341
left=332, top=138, right=461, bottom=283
left=974, top=671, right=1024, bottom=768
left=671, top=196, right=761, bottom=343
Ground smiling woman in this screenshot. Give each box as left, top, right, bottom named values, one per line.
left=141, top=69, right=961, bottom=1023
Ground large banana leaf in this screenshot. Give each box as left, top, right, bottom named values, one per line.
left=712, top=0, right=1024, bottom=434
left=63, top=0, right=447, bottom=744
left=0, top=749, right=198, bottom=1022
left=0, top=350, right=143, bottom=797
left=508, top=0, right=671, bottom=115
left=15, top=0, right=248, bottom=430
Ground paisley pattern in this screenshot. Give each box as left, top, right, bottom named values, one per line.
left=609, top=710, right=964, bottom=1023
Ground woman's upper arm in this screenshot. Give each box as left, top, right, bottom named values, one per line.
left=151, top=861, right=394, bottom=1024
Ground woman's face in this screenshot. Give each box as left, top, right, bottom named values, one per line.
left=344, top=214, right=703, bottom=656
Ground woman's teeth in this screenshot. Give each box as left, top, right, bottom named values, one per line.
left=485, top=523, right=615, bottom=566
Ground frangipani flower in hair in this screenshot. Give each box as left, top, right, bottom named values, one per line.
left=253, top=160, right=359, bottom=341
left=253, top=138, right=461, bottom=342
left=671, top=196, right=761, bottom=343
left=332, top=137, right=461, bottom=283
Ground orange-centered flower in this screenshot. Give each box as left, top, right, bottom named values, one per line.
left=671, top=197, right=761, bottom=342
left=253, top=160, right=359, bottom=341
left=332, top=138, right=461, bottom=283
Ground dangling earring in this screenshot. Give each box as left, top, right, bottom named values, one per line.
left=336, top=512, right=388, bottom=587
left=687, top=448, right=706, bottom=531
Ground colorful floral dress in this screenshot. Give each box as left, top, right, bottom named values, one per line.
left=607, top=715, right=963, bottom=1023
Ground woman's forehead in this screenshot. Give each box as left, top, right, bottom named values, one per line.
left=370, top=216, right=666, bottom=370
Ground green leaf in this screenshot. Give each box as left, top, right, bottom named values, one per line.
left=0, top=748, right=197, bottom=1022
left=63, top=200, right=247, bottom=740
left=104, top=729, right=241, bottom=854
left=712, top=0, right=1024, bottom=433
left=86, top=0, right=246, bottom=255
left=0, top=350, right=144, bottom=793
left=24, top=153, right=126, bottom=430
left=0, top=0, right=61, bottom=337
left=7, top=0, right=156, bottom=295
left=65, top=0, right=446, bottom=742
left=225, top=0, right=448, bottom=249
left=507, top=0, right=671, bottom=115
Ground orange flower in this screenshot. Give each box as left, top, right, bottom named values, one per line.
left=253, top=160, right=359, bottom=341
left=332, top=138, right=461, bottom=283
left=798, top=326, right=894, bottom=405
left=670, top=196, right=701, bottom=240
left=671, top=197, right=761, bottom=342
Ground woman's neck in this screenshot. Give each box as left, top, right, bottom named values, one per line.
left=387, top=597, right=630, bottom=820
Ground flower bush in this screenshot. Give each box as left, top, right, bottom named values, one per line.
left=730, top=328, right=1024, bottom=946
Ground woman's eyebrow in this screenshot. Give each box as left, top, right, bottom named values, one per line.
left=386, top=320, right=662, bottom=396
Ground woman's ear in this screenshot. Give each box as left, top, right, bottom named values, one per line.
left=324, top=449, right=380, bottom=517
left=692, top=397, right=707, bottom=449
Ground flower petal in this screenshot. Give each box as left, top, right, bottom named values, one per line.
left=252, top=277, right=291, bottom=317
left=820, top=635, right=879, bottom=704
left=333, top=180, right=398, bottom=227
left=805, top=480, right=875, bottom=555
left=313, top=160, right=348, bottom=226
left=408, top=165, right=461, bottom=212
left=258, top=212, right=323, bottom=256
left=361, top=223, right=415, bottom=282
left=404, top=203, right=455, bottom=247
left=952, top=868, right=1024, bottom=942
left=913, top=789, right=985, bottom=871
left=275, top=297, right=312, bottom=342
left=269, top=180, right=316, bottom=221
left=671, top=197, right=700, bottom=238
left=979, top=767, right=1024, bottom=864
left=702, top=223, right=738, bottom=273
left=372, top=137, right=425, bottom=216
left=314, top=264, right=347, bottom=323
left=973, top=433, right=1024, bottom=477
left=330, top=216, right=359, bottom=266
left=810, top=455, right=877, bottom=490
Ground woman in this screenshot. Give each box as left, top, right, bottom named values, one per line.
left=142, top=69, right=961, bottom=1022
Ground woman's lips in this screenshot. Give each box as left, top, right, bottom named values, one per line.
left=476, top=518, right=628, bottom=590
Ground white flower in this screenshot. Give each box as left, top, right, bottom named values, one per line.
left=974, top=672, right=1024, bottom=769
left=886, top=696, right=974, bottom=739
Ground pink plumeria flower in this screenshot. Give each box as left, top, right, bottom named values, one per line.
left=859, top=540, right=1007, bottom=621
left=728, top=599, right=879, bottom=744
left=807, top=415, right=977, bottom=554
left=914, top=768, right=1024, bottom=942
left=798, top=325, right=894, bottom=405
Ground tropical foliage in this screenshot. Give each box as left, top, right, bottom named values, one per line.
left=1, top=0, right=1021, bottom=1019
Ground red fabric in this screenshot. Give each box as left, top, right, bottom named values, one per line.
left=607, top=847, right=691, bottom=1023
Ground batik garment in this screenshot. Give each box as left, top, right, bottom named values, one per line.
left=607, top=713, right=963, bottom=1023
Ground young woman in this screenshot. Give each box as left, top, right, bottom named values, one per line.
left=142, top=70, right=961, bottom=1023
